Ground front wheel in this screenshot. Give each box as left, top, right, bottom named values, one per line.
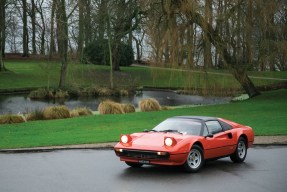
left=230, top=137, right=247, bottom=163
left=125, top=162, right=143, bottom=168
left=183, top=145, right=204, bottom=173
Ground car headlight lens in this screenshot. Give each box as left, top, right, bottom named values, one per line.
left=121, top=135, right=129, bottom=143
left=164, top=137, right=173, bottom=146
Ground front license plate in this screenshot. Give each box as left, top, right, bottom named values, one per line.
left=139, top=160, right=150, bottom=164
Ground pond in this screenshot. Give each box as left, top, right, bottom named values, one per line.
left=0, top=90, right=232, bottom=114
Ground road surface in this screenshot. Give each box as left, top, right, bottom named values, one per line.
left=0, top=146, right=286, bottom=192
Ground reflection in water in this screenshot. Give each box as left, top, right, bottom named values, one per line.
left=0, top=91, right=231, bottom=114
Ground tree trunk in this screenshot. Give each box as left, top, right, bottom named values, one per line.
left=1, top=0, right=5, bottom=58
left=245, top=0, right=253, bottom=66
left=112, top=41, right=120, bottom=71
left=233, top=69, right=260, bottom=97
left=0, top=0, right=6, bottom=71
left=56, top=0, right=68, bottom=88
left=22, top=0, right=29, bottom=57
left=49, top=0, right=56, bottom=59
left=36, top=2, right=46, bottom=55
left=31, top=0, right=36, bottom=54
left=203, top=0, right=213, bottom=68
left=84, top=0, right=91, bottom=45
left=78, top=0, right=84, bottom=61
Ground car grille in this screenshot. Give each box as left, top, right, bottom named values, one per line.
left=117, top=149, right=169, bottom=160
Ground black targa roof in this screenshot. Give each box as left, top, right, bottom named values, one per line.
left=172, top=116, right=218, bottom=122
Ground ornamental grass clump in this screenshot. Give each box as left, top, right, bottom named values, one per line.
left=26, top=108, right=45, bottom=121
left=95, top=87, right=114, bottom=96
left=98, top=100, right=124, bottom=115
left=0, top=114, right=26, bottom=124
left=54, top=90, right=69, bottom=98
left=139, top=98, right=161, bottom=112
left=28, top=88, right=53, bottom=99
left=43, top=105, right=71, bottom=120
left=119, top=89, right=129, bottom=96
left=70, top=107, right=93, bottom=117
left=121, top=103, right=136, bottom=113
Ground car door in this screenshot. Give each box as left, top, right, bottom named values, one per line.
left=203, top=120, right=236, bottom=159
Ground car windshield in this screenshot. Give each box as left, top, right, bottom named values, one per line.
left=152, top=118, right=202, bottom=136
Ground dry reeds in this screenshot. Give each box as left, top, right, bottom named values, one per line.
left=26, top=108, right=45, bottom=121
left=139, top=98, right=161, bottom=112
left=121, top=104, right=136, bottom=113
left=28, top=89, right=69, bottom=99
left=119, top=89, right=129, bottom=96
left=28, top=88, right=53, bottom=99
left=54, top=90, right=69, bottom=98
left=70, top=107, right=93, bottom=117
left=0, top=114, right=26, bottom=124
left=43, top=105, right=71, bottom=120
left=98, top=100, right=124, bottom=114
left=95, top=87, right=114, bottom=96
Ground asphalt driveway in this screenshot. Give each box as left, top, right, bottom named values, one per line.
left=0, top=146, right=286, bottom=192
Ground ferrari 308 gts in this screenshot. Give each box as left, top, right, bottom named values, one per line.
left=114, top=116, right=254, bottom=172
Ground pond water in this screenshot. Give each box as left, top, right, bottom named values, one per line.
left=0, top=90, right=232, bottom=114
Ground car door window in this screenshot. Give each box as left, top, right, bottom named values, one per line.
left=206, top=121, right=223, bottom=134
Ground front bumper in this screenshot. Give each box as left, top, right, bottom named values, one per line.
left=114, top=148, right=188, bottom=166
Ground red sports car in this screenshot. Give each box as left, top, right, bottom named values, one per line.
left=114, top=116, right=254, bottom=172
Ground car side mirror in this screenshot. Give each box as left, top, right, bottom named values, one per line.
left=205, top=134, right=214, bottom=138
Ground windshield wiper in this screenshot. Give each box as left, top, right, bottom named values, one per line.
left=160, top=129, right=182, bottom=134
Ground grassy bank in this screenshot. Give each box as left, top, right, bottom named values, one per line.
left=1, top=60, right=286, bottom=91
left=0, top=89, right=286, bottom=149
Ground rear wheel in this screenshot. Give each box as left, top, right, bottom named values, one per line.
left=125, top=162, right=143, bottom=168
left=230, top=137, right=247, bottom=163
left=183, top=145, right=204, bottom=173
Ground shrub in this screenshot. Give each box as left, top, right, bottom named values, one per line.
left=98, top=101, right=124, bottom=115
left=121, top=104, right=136, bottom=113
left=43, top=105, right=71, bottom=120
left=28, top=89, right=69, bottom=99
left=95, top=87, right=114, bottom=96
left=26, top=108, right=45, bottom=121
left=28, top=88, right=53, bottom=99
left=83, top=39, right=134, bottom=66
left=119, top=89, right=129, bottom=96
left=118, top=42, right=134, bottom=66
left=54, top=90, right=69, bottom=98
left=70, top=107, right=93, bottom=117
left=0, top=114, right=26, bottom=124
left=139, top=98, right=161, bottom=112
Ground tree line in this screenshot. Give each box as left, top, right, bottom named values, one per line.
left=0, top=0, right=286, bottom=97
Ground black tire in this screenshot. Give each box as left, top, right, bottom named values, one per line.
left=125, top=162, right=143, bottom=168
left=230, top=137, right=247, bottom=163
left=183, top=145, right=204, bottom=173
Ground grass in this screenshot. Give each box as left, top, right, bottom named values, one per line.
left=0, top=89, right=286, bottom=149
left=1, top=60, right=286, bottom=91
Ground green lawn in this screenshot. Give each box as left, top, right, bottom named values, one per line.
left=1, top=60, right=286, bottom=90
left=0, top=89, right=286, bottom=149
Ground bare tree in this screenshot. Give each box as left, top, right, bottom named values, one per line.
left=49, top=0, right=56, bottom=59
left=30, top=0, right=37, bottom=54
left=0, top=0, right=6, bottom=71
left=203, top=0, right=213, bottom=68
left=56, top=0, right=68, bottom=88
left=35, top=0, right=46, bottom=55
left=22, top=0, right=29, bottom=57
